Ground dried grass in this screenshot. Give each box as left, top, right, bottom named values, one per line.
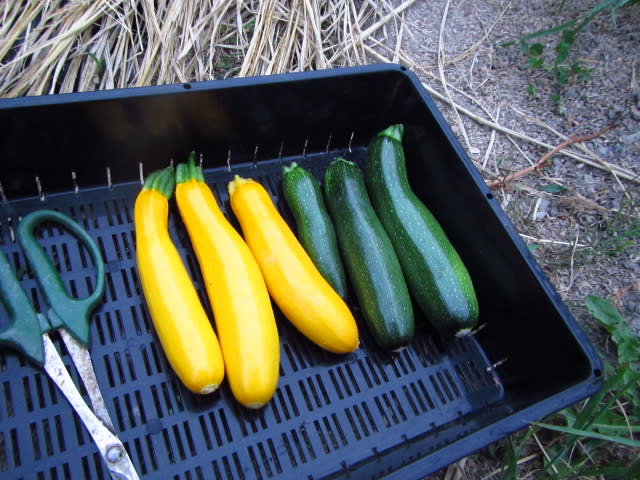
left=0, top=0, right=416, bottom=96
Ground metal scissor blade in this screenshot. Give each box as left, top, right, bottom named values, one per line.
left=42, top=334, right=140, bottom=480
left=59, top=329, right=116, bottom=432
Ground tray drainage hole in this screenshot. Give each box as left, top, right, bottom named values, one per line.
left=486, top=192, right=494, bottom=200
left=183, top=83, right=192, bottom=90
left=594, top=368, right=602, bottom=377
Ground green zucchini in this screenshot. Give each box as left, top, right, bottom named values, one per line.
left=365, top=124, right=479, bottom=336
left=282, top=162, right=348, bottom=298
left=323, top=157, right=414, bottom=351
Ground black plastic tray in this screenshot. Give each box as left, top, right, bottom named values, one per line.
left=0, top=64, right=602, bottom=479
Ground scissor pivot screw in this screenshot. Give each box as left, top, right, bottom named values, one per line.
left=106, top=445, right=125, bottom=463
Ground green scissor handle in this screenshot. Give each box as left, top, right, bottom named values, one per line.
left=17, top=210, right=106, bottom=348
left=0, top=250, right=46, bottom=364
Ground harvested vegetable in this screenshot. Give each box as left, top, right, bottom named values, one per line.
left=366, top=124, right=479, bottom=336
left=228, top=175, right=359, bottom=354
left=324, top=157, right=414, bottom=351
left=282, top=162, right=348, bottom=298
left=134, top=166, right=224, bottom=394
left=175, top=154, right=279, bottom=409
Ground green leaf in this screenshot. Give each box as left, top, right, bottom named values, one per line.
left=557, top=407, right=577, bottom=427
left=520, top=18, right=580, bottom=42
left=527, top=83, right=538, bottom=98
left=544, top=365, right=639, bottom=472
left=561, top=28, right=576, bottom=44
left=555, top=65, right=571, bottom=84
left=531, top=421, right=640, bottom=448
left=527, top=57, right=545, bottom=69
left=618, top=338, right=640, bottom=365
left=499, top=438, right=518, bottom=480
left=586, top=295, right=640, bottom=365
left=575, top=64, right=593, bottom=83
left=571, top=62, right=589, bottom=74
left=529, top=43, right=545, bottom=56
left=540, top=183, right=566, bottom=193
left=555, top=41, right=571, bottom=65
left=586, top=295, right=624, bottom=327
left=86, top=52, right=105, bottom=77
left=527, top=244, right=540, bottom=252
left=589, top=367, right=639, bottom=424
left=592, top=423, right=640, bottom=433
left=579, top=458, right=640, bottom=479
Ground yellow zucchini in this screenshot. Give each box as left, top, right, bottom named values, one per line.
left=227, top=175, right=359, bottom=354
left=134, top=167, right=224, bottom=395
left=175, top=155, right=279, bottom=409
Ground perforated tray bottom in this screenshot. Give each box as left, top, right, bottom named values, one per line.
left=0, top=149, right=503, bottom=480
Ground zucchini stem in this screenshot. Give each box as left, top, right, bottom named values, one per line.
left=282, top=162, right=299, bottom=176
left=377, top=124, right=404, bottom=143
left=143, top=166, right=175, bottom=198
left=228, top=175, right=254, bottom=196
left=176, top=151, right=205, bottom=184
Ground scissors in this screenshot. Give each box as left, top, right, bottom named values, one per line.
left=0, top=209, right=140, bottom=480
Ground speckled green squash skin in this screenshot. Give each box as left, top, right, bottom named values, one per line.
left=282, top=162, right=348, bottom=299
left=365, top=124, right=479, bottom=336
left=323, top=157, right=414, bottom=351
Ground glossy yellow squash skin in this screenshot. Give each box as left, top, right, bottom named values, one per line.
left=176, top=175, right=280, bottom=409
left=134, top=178, right=224, bottom=395
left=228, top=175, right=359, bottom=354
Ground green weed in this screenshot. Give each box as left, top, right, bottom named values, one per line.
left=587, top=204, right=640, bottom=259
left=499, top=295, right=640, bottom=479
left=586, top=294, right=640, bottom=407
left=586, top=295, right=640, bottom=368
left=518, top=0, right=639, bottom=98
left=539, top=183, right=566, bottom=194
left=534, top=364, right=640, bottom=479
left=86, top=52, right=106, bottom=79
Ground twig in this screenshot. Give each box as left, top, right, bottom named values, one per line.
left=423, top=79, right=637, bottom=182
left=565, top=228, right=581, bottom=294
left=358, top=0, right=416, bottom=40
left=615, top=397, right=635, bottom=441
left=614, top=282, right=640, bottom=304
left=393, top=11, right=405, bottom=63
left=520, top=233, right=587, bottom=248
left=443, top=457, right=467, bottom=480
left=532, top=430, right=560, bottom=475
left=487, top=123, right=616, bottom=190
left=438, top=0, right=472, bottom=152
left=481, top=104, right=499, bottom=170
left=510, top=106, right=638, bottom=212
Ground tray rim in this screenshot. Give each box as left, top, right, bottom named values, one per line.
left=0, top=63, right=605, bottom=479
left=0, top=63, right=408, bottom=109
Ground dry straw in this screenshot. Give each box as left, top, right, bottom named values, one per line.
left=0, top=0, right=416, bottom=96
